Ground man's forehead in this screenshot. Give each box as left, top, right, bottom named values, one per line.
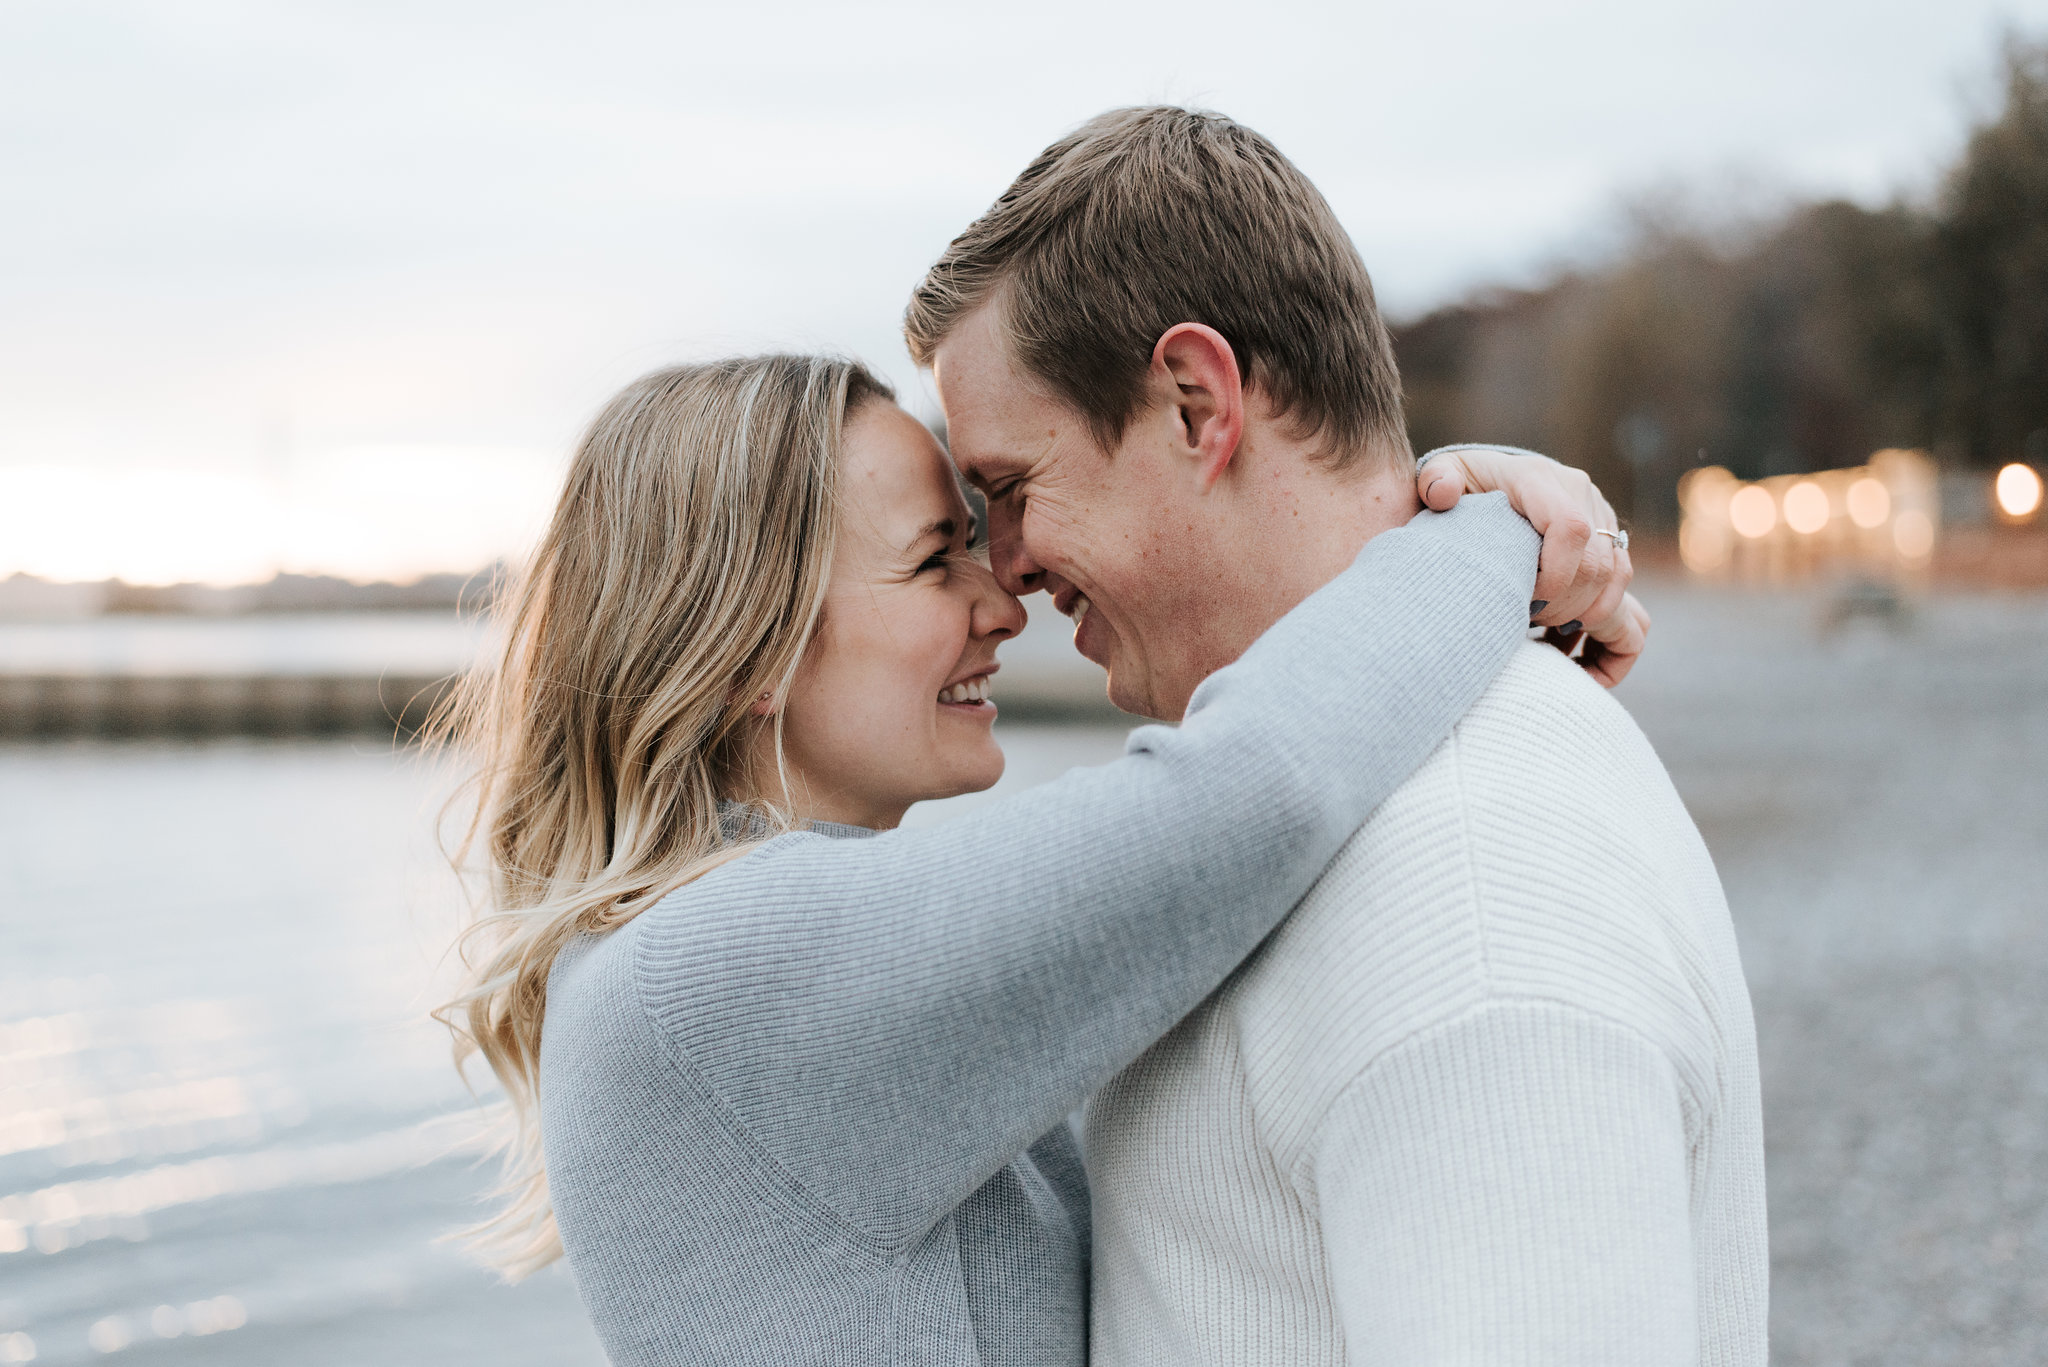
left=934, top=336, right=1066, bottom=481
left=934, top=305, right=1053, bottom=417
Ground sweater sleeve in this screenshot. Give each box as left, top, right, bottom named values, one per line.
left=634, top=494, right=1539, bottom=1247
left=1313, top=1000, right=1699, bottom=1366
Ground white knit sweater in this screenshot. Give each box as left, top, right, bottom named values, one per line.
left=1084, top=641, right=1768, bottom=1366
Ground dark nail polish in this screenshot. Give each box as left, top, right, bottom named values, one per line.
left=1530, top=600, right=1549, bottom=615
left=1561, top=620, right=1583, bottom=634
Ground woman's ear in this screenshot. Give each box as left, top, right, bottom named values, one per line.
left=747, top=690, right=777, bottom=717
left=1152, top=323, right=1245, bottom=492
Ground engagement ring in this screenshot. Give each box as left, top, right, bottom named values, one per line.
left=1595, top=528, right=1630, bottom=551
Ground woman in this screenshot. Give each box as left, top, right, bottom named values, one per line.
left=437, top=354, right=1635, bottom=1365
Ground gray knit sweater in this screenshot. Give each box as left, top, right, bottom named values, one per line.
left=539, top=494, right=1539, bottom=1366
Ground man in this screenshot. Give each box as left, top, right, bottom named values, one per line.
left=909, top=107, right=1765, bottom=1364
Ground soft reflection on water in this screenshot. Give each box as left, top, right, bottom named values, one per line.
left=0, top=741, right=598, bottom=1365
left=0, top=724, right=1131, bottom=1365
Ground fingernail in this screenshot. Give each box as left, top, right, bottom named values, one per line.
left=1529, top=600, right=1549, bottom=615
left=1561, top=620, right=1582, bottom=634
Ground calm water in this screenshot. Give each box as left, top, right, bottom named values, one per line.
left=4, top=580, right=2047, bottom=1365
left=0, top=724, right=1130, bottom=1365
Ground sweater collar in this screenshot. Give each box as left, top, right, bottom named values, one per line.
left=717, top=800, right=878, bottom=844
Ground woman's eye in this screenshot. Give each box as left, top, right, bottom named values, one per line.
left=919, top=552, right=950, bottom=574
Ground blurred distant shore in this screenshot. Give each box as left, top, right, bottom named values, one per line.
left=3, top=548, right=2046, bottom=740
left=0, top=569, right=497, bottom=620
left=0, top=576, right=1125, bottom=737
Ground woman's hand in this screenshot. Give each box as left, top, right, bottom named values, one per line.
left=1416, top=444, right=1649, bottom=687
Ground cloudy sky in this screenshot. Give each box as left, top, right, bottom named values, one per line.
left=3, top=0, right=2042, bottom=582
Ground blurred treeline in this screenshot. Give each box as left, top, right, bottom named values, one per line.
left=1393, top=33, right=2048, bottom=529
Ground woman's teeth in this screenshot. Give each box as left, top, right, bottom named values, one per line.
left=939, top=676, right=991, bottom=705
left=1067, top=595, right=1090, bottom=628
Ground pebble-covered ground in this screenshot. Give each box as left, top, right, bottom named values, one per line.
left=1619, top=578, right=2048, bottom=1366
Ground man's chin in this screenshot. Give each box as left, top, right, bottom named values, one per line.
left=1103, top=671, right=1163, bottom=724
left=1085, top=626, right=1165, bottom=720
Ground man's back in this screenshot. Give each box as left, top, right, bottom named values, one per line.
left=1085, top=640, right=1767, bottom=1366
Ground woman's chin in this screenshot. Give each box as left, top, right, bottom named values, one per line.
left=929, top=745, right=1006, bottom=801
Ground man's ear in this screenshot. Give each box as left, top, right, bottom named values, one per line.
left=1152, top=323, right=1245, bottom=492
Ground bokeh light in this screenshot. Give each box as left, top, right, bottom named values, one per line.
left=1847, top=477, right=1892, bottom=528
left=1679, top=518, right=1731, bottom=572
left=1894, top=509, right=1936, bottom=558
left=1730, top=484, right=1778, bottom=539
left=1784, top=481, right=1831, bottom=534
left=1996, top=463, right=2043, bottom=519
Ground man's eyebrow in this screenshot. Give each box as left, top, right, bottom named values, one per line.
left=960, top=450, right=1028, bottom=491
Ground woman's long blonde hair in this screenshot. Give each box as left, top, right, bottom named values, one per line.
left=430, top=355, right=892, bottom=1276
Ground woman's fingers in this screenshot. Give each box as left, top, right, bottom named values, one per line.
left=1415, top=444, right=1636, bottom=633
left=1574, top=549, right=1632, bottom=644
left=1539, top=467, right=1619, bottom=625
left=1533, top=513, right=1597, bottom=621
left=1417, top=454, right=1468, bottom=512
left=1576, top=592, right=1651, bottom=688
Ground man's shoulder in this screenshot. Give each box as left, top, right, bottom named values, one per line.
left=1223, top=640, right=1731, bottom=1149
left=1453, top=638, right=1665, bottom=787
left=1236, top=644, right=1642, bottom=971
left=1438, top=640, right=1716, bottom=909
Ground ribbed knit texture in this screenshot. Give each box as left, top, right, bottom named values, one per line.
left=537, top=495, right=1540, bottom=1367
left=1086, top=641, right=1769, bottom=1367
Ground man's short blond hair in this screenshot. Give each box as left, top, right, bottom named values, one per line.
left=905, top=106, right=1410, bottom=470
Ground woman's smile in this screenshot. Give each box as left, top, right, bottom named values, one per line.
left=938, top=668, right=997, bottom=711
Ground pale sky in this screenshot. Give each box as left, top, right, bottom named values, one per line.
left=3, top=0, right=2042, bottom=583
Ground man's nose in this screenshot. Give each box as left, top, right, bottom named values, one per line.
left=986, top=503, right=1044, bottom=597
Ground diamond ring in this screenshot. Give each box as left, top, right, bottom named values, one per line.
left=1595, top=528, right=1630, bottom=551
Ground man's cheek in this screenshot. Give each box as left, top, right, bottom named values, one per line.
left=1023, top=486, right=1093, bottom=558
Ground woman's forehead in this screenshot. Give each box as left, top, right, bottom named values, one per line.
left=841, top=405, right=965, bottom=545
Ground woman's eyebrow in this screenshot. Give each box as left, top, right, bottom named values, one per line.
left=901, top=517, right=958, bottom=555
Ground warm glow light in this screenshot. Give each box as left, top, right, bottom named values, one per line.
left=1894, top=509, right=1935, bottom=559
left=1729, top=485, right=1777, bottom=539
left=0, top=468, right=280, bottom=585
left=1679, top=518, right=1730, bottom=572
left=1996, top=463, right=2043, bottom=519
left=0, top=447, right=562, bottom=585
left=1847, top=477, right=1891, bottom=528
left=1783, top=481, right=1830, bottom=534
left=1678, top=465, right=1737, bottom=519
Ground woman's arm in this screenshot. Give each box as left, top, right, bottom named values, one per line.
left=636, top=494, right=1537, bottom=1247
